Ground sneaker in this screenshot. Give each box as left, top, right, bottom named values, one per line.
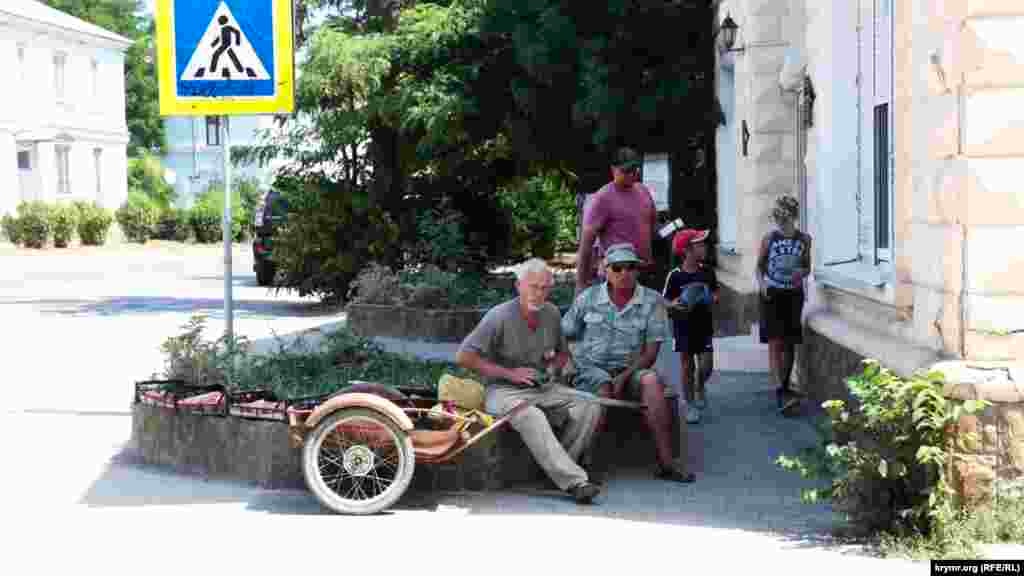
left=686, top=405, right=701, bottom=424
left=568, top=481, right=601, bottom=504
left=655, top=464, right=696, bottom=484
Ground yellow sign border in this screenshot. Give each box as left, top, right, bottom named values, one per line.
left=156, top=0, right=295, bottom=116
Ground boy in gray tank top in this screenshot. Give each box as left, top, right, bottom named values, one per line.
left=756, top=196, right=812, bottom=414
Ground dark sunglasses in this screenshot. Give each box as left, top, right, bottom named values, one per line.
left=609, top=263, right=638, bottom=273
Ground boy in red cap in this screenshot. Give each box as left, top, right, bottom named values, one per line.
left=663, top=228, right=719, bottom=424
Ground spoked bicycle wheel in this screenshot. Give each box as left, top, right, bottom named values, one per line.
left=302, top=407, right=415, bottom=515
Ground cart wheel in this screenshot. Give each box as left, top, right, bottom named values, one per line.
left=302, top=407, right=415, bottom=515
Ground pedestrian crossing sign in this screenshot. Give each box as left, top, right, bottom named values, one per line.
left=156, top=0, right=295, bottom=116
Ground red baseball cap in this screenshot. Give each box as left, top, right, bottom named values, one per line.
left=672, top=229, right=710, bottom=256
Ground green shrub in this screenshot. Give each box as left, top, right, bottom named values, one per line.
left=73, top=201, right=114, bottom=246
left=189, top=183, right=244, bottom=243
left=154, top=207, right=190, bottom=242
left=128, top=153, right=176, bottom=211
left=1, top=213, right=20, bottom=245
left=116, top=190, right=160, bottom=243
left=271, top=178, right=400, bottom=303
left=497, top=174, right=567, bottom=261
left=49, top=203, right=77, bottom=248
left=410, top=206, right=473, bottom=271
left=15, top=201, right=53, bottom=248
left=776, top=360, right=990, bottom=538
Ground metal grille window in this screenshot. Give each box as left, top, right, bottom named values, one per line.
left=206, top=117, right=221, bottom=146
left=874, top=103, right=889, bottom=253
left=17, top=150, right=31, bottom=170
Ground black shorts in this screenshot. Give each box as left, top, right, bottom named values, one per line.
left=759, top=287, right=804, bottom=344
left=672, top=321, right=713, bottom=355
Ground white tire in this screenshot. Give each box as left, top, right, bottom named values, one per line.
left=302, top=407, right=415, bottom=515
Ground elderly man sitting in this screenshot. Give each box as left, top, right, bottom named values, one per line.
left=562, top=242, right=695, bottom=483
left=455, top=258, right=603, bottom=504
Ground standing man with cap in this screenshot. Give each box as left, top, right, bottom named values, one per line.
left=563, top=242, right=695, bottom=483
left=575, top=147, right=658, bottom=295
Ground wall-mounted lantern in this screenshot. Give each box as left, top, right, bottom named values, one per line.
left=718, top=14, right=745, bottom=54
left=800, top=75, right=816, bottom=128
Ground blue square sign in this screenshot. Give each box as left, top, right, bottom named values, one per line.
left=157, top=0, right=295, bottom=115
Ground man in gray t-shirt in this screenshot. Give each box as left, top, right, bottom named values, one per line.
left=456, top=259, right=602, bottom=504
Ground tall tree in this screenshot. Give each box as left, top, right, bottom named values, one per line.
left=41, top=0, right=166, bottom=156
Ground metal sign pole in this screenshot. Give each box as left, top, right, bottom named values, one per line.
left=222, top=115, right=234, bottom=346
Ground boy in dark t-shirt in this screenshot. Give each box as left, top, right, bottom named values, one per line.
left=663, top=229, right=719, bottom=424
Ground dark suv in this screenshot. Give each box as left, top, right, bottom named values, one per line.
left=252, top=189, right=289, bottom=286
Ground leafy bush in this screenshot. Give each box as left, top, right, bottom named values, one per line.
left=154, top=207, right=190, bottom=242
left=128, top=153, right=176, bottom=211
left=15, top=201, right=53, bottom=248
left=776, top=360, right=990, bottom=537
left=189, top=183, right=244, bottom=243
left=497, top=174, right=574, bottom=260
left=346, top=262, right=405, bottom=305
left=270, top=179, right=400, bottom=303
left=188, top=199, right=222, bottom=243
left=73, top=201, right=114, bottom=246
left=2, top=213, right=21, bottom=245
left=409, top=205, right=473, bottom=271
left=49, top=203, right=77, bottom=248
left=156, top=315, right=472, bottom=400
left=116, top=191, right=160, bottom=243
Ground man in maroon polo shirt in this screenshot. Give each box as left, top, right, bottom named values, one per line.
left=575, top=147, right=657, bottom=295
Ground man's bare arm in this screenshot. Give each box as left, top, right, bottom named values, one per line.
left=755, top=233, right=771, bottom=293
left=576, top=226, right=598, bottom=292
left=456, top=349, right=512, bottom=382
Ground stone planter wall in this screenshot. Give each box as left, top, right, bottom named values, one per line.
left=346, top=303, right=573, bottom=343
left=130, top=398, right=683, bottom=495
left=345, top=304, right=488, bottom=343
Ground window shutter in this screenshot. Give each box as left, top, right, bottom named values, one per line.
left=856, top=0, right=876, bottom=258
left=716, top=67, right=737, bottom=246
left=820, top=1, right=860, bottom=266
left=873, top=0, right=894, bottom=258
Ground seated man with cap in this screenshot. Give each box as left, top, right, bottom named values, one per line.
left=561, top=242, right=696, bottom=483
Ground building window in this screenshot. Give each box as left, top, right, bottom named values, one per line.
left=17, top=43, right=26, bottom=83
left=54, top=51, right=67, bottom=101
left=56, top=145, right=71, bottom=195
left=818, top=0, right=893, bottom=279
left=17, top=150, right=31, bottom=171
left=716, top=65, right=738, bottom=250
left=90, top=58, right=99, bottom=98
left=93, top=148, right=103, bottom=197
left=206, top=117, right=221, bottom=146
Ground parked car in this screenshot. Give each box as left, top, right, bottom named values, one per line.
left=252, top=189, right=289, bottom=286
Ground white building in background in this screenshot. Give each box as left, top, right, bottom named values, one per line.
left=161, top=115, right=283, bottom=208
left=0, top=0, right=133, bottom=217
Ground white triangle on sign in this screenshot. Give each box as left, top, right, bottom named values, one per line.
left=179, top=1, right=271, bottom=82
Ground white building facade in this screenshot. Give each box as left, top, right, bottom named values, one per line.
left=0, top=0, right=133, bottom=217
left=161, top=115, right=282, bottom=208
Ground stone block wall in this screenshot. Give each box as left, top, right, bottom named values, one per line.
left=798, top=323, right=866, bottom=407
left=940, top=362, right=1024, bottom=505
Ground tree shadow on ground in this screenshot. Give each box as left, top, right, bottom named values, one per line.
left=18, top=296, right=340, bottom=319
